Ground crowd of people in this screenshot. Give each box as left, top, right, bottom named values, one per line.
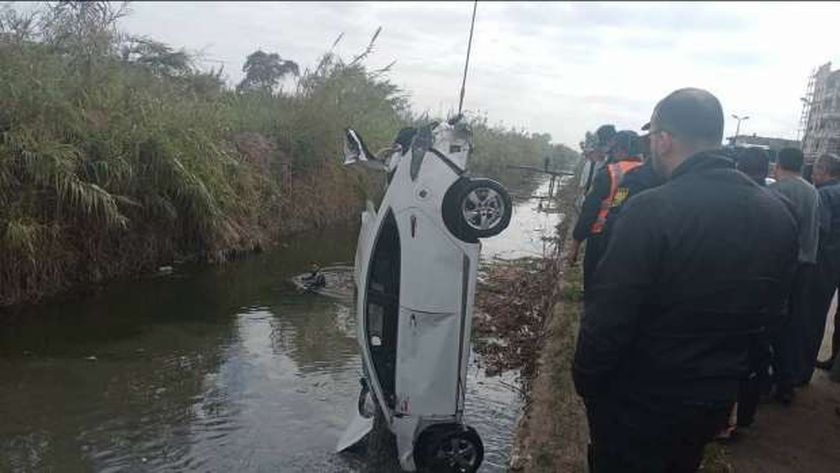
left=569, top=87, right=840, bottom=473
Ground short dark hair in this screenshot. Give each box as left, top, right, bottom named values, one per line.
left=777, top=147, right=804, bottom=172
left=650, top=88, right=724, bottom=147
left=595, top=124, right=617, bottom=147
left=817, top=153, right=840, bottom=178
left=610, top=130, right=639, bottom=156
left=737, top=147, right=769, bottom=181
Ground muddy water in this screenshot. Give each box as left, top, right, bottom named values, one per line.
left=0, top=178, right=560, bottom=472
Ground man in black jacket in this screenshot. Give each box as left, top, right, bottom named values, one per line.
left=803, top=153, right=840, bottom=380
left=573, top=88, right=798, bottom=473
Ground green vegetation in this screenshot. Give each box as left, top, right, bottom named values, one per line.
left=0, top=2, right=578, bottom=307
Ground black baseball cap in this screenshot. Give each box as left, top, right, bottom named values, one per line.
left=642, top=88, right=724, bottom=144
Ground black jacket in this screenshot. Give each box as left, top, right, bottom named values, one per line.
left=573, top=158, right=646, bottom=242
left=602, top=160, right=663, bottom=241
left=817, top=179, right=840, bottom=260
left=573, top=152, right=798, bottom=402
left=573, top=165, right=611, bottom=242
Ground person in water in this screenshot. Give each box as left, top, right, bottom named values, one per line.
left=302, top=264, right=326, bottom=291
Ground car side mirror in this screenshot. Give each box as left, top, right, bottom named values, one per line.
left=344, top=128, right=373, bottom=164
left=343, top=128, right=387, bottom=171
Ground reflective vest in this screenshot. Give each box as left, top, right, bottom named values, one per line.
left=591, top=160, right=643, bottom=234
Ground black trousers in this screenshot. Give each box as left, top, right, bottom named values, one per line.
left=802, top=256, right=840, bottom=384
left=738, top=337, right=771, bottom=427
left=583, top=234, right=605, bottom=294
left=773, top=263, right=813, bottom=389
left=585, top=395, right=731, bottom=473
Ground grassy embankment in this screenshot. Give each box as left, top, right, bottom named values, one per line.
left=0, top=3, right=578, bottom=307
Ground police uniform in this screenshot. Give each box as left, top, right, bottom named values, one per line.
left=572, top=157, right=643, bottom=292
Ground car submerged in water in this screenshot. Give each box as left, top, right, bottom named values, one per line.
left=336, top=117, right=512, bottom=472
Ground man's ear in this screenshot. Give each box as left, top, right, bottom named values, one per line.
left=659, top=133, right=676, bottom=160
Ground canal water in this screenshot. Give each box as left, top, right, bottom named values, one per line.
left=0, top=178, right=561, bottom=472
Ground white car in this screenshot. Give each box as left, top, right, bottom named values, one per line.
left=336, top=118, right=512, bottom=472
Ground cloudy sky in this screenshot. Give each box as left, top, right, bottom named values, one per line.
left=114, top=1, right=840, bottom=147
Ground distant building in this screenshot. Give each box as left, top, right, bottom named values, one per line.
left=725, top=134, right=800, bottom=162
left=802, top=62, right=840, bottom=162
left=727, top=134, right=800, bottom=151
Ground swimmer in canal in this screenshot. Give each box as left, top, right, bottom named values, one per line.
left=302, top=264, right=326, bottom=292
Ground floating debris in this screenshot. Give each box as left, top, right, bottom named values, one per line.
left=474, top=255, right=559, bottom=381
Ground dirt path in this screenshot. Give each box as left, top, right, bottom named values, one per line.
left=726, top=295, right=840, bottom=473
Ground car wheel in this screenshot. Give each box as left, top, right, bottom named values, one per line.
left=443, top=178, right=512, bottom=242
left=415, top=424, right=484, bottom=473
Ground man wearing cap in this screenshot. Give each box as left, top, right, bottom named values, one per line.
left=573, top=88, right=798, bottom=472
left=599, top=130, right=663, bottom=245
left=568, top=128, right=642, bottom=292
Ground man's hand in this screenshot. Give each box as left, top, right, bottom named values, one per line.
left=567, top=239, right=582, bottom=267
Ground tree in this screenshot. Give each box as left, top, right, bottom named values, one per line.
left=120, top=37, right=191, bottom=77
left=40, top=1, right=129, bottom=59
left=236, top=50, right=299, bottom=94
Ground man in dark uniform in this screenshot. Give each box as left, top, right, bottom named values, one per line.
left=599, top=131, right=663, bottom=245
left=568, top=129, right=643, bottom=292
left=573, top=88, right=798, bottom=473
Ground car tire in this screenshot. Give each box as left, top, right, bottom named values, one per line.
left=414, top=424, right=484, bottom=473
left=443, top=178, right=512, bottom=242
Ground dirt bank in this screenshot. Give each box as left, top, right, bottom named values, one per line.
left=507, top=234, right=589, bottom=472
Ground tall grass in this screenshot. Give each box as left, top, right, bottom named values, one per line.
left=0, top=2, right=578, bottom=307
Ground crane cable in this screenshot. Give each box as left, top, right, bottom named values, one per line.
left=457, top=0, right=478, bottom=117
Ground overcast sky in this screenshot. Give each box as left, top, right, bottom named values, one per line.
left=114, top=1, right=840, bottom=148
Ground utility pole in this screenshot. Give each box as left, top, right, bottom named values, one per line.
left=732, top=114, right=749, bottom=146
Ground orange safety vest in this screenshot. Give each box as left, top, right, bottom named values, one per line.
left=590, top=160, right=643, bottom=234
